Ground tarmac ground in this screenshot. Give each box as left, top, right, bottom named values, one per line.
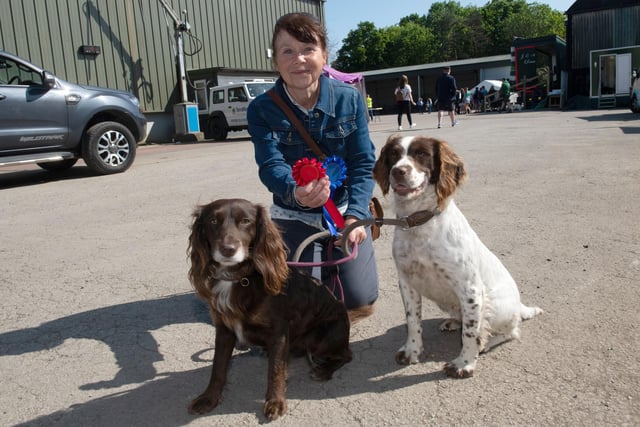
left=1, top=108, right=639, bottom=426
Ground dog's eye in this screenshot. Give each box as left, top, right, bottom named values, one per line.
left=412, top=150, right=432, bottom=160
left=240, top=218, right=252, bottom=226
left=209, top=219, right=218, bottom=225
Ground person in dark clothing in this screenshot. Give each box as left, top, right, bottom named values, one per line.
left=435, top=66, right=458, bottom=128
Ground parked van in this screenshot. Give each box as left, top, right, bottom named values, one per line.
left=199, top=80, right=274, bottom=140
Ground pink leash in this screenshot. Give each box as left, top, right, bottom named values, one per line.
left=287, top=240, right=359, bottom=303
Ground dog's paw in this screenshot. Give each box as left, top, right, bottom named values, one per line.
left=439, top=318, right=461, bottom=331
left=443, top=358, right=475, bottom=379
left=264, top=398, right=287, bottom=421
left=395, top=344, right=422, bottom=365
left=188, top=393, right=220, bottom=415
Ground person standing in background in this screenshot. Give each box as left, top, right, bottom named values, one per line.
left=366, top=94, right=374, bottom=121
left=394, top=75, right=416, bottom=131
left=499, top=78, right=511, bottom=112
left=435, top=66, right=458, bottom=128
left=464, top=87, right=472, bottom=113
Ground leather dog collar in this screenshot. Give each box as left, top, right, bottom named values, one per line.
left=399, top=209, right=440, bottom=228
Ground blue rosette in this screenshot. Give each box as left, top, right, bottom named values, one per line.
left=322, top=155, right=347, bottom=191
left=321, top=155, right=347, bottom=236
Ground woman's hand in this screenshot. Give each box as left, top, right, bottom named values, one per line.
left=294, top=177, right=330, bottom=208
left=338, top=217, right=367, bottom=246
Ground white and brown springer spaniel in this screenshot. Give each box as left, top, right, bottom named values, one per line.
left=373, top=134, right=542, bottom=378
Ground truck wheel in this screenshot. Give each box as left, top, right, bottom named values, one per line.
left=37, top=158, right=78, bottom=172
left=82, top=121, right=137, bottom=174
left=208, top=117, right=229, bottom=141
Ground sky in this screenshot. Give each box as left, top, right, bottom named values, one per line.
left=324, top=0, right=576, bottom=59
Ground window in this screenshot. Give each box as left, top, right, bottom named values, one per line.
left=0, top=57, right=42, bottom=86
left=210, top=89, right=225, bottom=104
left=194, top=79, right=207, bottom=111
left=228, top=87, right=248, bottom=102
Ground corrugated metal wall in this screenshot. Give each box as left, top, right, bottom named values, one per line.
left=570, top=6, right=640, bottom=68
left=0, top=0, right=323, bottom=113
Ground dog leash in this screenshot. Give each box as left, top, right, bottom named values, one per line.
left=337, top=209, right=440, bottom=256
left=290, top=208, right=439, bottom=261
left=287, top=238, right=358, bottom=303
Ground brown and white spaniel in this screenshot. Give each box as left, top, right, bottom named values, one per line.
left=373, top=135, right=542, bottom=378
left=187, top=198, right=351, bottom=420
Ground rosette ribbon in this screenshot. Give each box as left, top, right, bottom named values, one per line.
left=292, top=157, right=346, bottom=234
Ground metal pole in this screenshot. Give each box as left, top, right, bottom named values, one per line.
left=175, top=28, right=187, bottom=103
left=158, top=0, right=187, bottom=103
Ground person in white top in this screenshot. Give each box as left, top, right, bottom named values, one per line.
left=394, top=75, right=417, bottom=130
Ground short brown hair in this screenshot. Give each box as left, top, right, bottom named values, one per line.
left=271, top=13, right=328, bottom=54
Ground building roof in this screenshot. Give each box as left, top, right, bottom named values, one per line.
left=567, top=0, right=640, bottom=15
left=361, top=55, right=510, bottom=78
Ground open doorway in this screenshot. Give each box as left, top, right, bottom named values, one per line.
left=599, top=54, right=615, bottom=96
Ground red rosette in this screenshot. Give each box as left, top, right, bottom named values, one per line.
left=292, top=157, right=326, bottom=186
left=291, top=157, right=345, bottom=230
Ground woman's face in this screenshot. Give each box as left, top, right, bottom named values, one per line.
left=273, top=30, right=327, bottom=92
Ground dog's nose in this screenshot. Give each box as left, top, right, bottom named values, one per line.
left=220, top=242, right=239, bottom=258
left=392, top=165, right=410, bottom=179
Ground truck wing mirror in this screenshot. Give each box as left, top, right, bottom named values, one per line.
left=43, top=71, right=56, bottom=89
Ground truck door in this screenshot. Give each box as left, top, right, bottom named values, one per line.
left=0, top=56, right=68, bottom=152
left=226, top=86, right=249, bottom=127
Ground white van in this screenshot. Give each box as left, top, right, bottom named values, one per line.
left=200, top=79, right=274, bottom=140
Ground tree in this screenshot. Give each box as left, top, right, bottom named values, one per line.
left=425, top=1, right=467, bottom=61
left=503, top=3, right=566, bottom=40
left=459, top=8, right=491, bottom=59
left=399, top=13, right=428, bottom=28
left=333, top=22, right=386, bottom=72
left=333, top=0, right=567, bottom=70
left=481, top=0, right=529, bottom=55
left=381, top=22, right=436, bottom=68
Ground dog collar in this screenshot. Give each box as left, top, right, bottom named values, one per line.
left=209, top=265, right=253, bottom=286
left=398, top=209, right=440, bottom=228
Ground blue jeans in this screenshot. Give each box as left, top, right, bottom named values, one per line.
left=274, top=218, right=379, bottom=310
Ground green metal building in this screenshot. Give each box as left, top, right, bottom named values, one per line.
left=0, top=0, right=325, bottom=141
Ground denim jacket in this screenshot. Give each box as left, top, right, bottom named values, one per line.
left=247, top=75, right=376, bottom=221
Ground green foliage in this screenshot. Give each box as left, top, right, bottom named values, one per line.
left=381, top=22, right=436, bottom=68
left=333, top=21, right=387, bottom=71
left=331, top=0, right=566, bottom=72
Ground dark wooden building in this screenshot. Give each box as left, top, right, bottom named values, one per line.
left=566, top=0, right=640, bottom=108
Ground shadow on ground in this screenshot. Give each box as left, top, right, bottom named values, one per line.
left=2, top=293, right=460, bottom=426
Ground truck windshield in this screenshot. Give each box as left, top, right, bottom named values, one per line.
left=247, top=82, right=275, bottom=98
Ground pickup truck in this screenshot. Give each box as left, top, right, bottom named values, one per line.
left=0, top=49, right=147, bottom=174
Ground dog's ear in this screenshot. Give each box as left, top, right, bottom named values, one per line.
left=373, top=141, right=393, bottom=195
left=188, top=205, right=213, bottom=300
left=253, top=204, right=289, bottom=295
left=435, top=140, right=467, bottom=209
